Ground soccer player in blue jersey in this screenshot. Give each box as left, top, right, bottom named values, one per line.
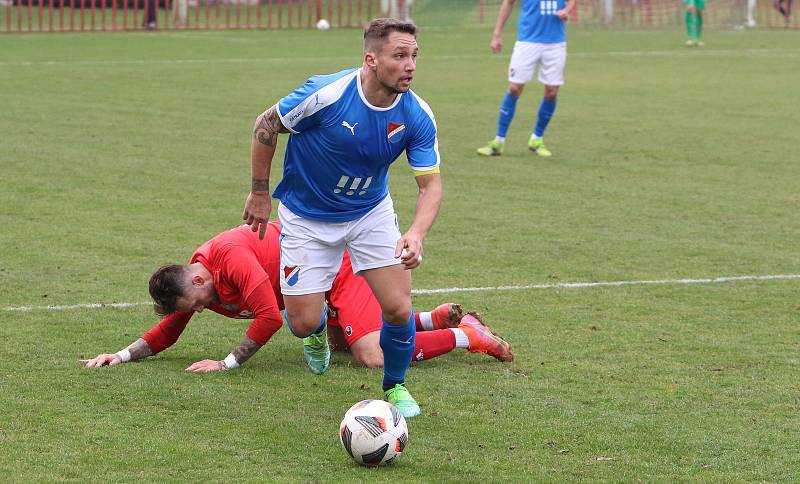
left=477, top=0, right=576, bottom=158
left=241, top=18, right=441, bottom=418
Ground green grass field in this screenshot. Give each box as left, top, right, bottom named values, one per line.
left=2, top=23, right=800, bottom=481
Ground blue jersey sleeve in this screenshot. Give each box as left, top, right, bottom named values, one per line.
left=406, top=94, right=440, bottom=174
left=277, top=68, right=358, bottom=134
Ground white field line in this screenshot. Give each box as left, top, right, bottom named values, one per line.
left=3, top=273, right=799, bottom=312
left=411, top=274, right=800, bottom=295
left=1, top=48, right=799, bottom=68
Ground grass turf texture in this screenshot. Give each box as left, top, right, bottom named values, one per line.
left=2, top=24, right=800, bottom=480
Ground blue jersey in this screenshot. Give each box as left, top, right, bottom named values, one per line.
left=517, top=0, right=567, bottom=44
left=273, top=68, right=440, bottom=223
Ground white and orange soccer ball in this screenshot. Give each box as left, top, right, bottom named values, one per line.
left=339, top=399, right=408, bottom=466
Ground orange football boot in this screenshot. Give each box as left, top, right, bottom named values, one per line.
left=428, top=303, right=464, bottom=329
left=458, top=313, right=514, bottom=362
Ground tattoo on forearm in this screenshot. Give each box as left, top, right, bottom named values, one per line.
left=251, top=178, right=269, bottom=192
left=253, top=107, right=282, bottom=148
left=127, top=338, right=153, bottom=361
left=232, top=336, right=262, bottom=366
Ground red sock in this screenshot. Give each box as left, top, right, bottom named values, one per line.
left=412, top=329, right=456, bottom=362
left=414, top=311, right=424, bottom=331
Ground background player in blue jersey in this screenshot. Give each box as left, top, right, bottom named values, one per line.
left=241, top=18, right=442, bottom=418
left=477, top=0, right=576, bottom=158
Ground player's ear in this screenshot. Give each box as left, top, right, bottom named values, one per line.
left=364, top=51, right=377, bottom=70
left=191, top=274, right=205, bottom=287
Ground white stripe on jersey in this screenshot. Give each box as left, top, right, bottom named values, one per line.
left=409, top=90, right=441, bottom=171
left=277, top=70, right=358, bottom=134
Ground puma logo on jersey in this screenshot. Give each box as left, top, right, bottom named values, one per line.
left=342, top=121, right=358, bottom=135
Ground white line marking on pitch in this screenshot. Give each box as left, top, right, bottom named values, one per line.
left=1, top=48, right=799, bottom=67
left=3, top=274, right=799, bottom=312
left=411, top=274, right=800, bottom=295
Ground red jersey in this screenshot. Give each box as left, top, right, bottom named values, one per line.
left=142, top=223, right=284, bottom=353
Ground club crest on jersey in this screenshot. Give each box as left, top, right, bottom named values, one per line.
left=387, top=122, right=405, bottom=144
left=283, top=265, right=300, bottom=286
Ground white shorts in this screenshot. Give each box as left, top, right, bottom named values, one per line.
left=508, top=41, right=567, bottom=86
left=277, top=196, right=402, bottom=295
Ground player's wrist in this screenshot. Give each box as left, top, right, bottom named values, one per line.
left=223, top=353, right=240, bottom=369
left=251, top=178, right=270, bottom=193
left=114, top=349, right=131, bottom=363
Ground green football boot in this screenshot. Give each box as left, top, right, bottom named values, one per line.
left=528, top=138, right=552, bottom=157
left=384, top=383, right=421, bottom=418
left=302, top=326, right=331, bottom=375
left=476, top=139, right=504, bottom=156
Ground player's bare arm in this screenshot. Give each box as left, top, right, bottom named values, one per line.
left=491, top=0, right=516, bottom=53
left=397, top=172, right=442, bottom=269
left=80, top=338, right=153, bottom=368
left=185, top=335, right=263, bottom=373
left=556, top=0, right=577, bottom=20
left=243, top=104, right=289, bottom=239
left=232, top=335, right=262, bottom=366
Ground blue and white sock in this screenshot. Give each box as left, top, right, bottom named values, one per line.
left=496, top=91, right=519, bottom=140
left=380, top=308, right=416, bottom=391
left=533, top=97, right=557, bottom=139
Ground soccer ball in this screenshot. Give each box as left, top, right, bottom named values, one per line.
left=339, top=399, right=408, bottom=466
left=316, top=18, right=330, bottom=31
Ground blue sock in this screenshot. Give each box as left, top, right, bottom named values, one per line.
left=380, top=308, right=415, bottom=391
left=496, top=92, right=519, bottom=138
left=533, top=97, right=557, bottom=138
left=283, top=306, right=327, bottom=337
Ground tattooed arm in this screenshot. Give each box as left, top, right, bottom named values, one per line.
left=242, top=104, right=289, bottom=240
left=184, top=336, right=263, bottom=373
left=80, top=338, right=154, bottom=368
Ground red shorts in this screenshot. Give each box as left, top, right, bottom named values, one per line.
left=326, top=253, right=382, bottom=347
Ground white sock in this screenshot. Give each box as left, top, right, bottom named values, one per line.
left=419, top=311, right=434, bottom=331
left=530, top=134, right=541, bottom=141
left=450, top=328, right=470, bottom=349
left=495, top=136, right=506, bottom=143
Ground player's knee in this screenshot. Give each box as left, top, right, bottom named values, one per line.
left=354, top=350, right=384, bottom=368
left=285, top=308, right=321, bottom=337
left=381, top=301, right=412, bottom=325
left=508, top=83, right=524, bottom=97
left=544, top=86, right=559, bottom=100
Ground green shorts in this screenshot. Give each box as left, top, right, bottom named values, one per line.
left=684, top=0, right=705, bottom=10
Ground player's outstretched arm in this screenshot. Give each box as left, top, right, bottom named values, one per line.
left=491, top=0, right=516, bottom=53
left=185, top=335, right=263, bottom=372
left=80, top=338, right=154, bottom=368
left=397, top=173, right=442, bottom=270
left=243, top=104, right=289, bottom=240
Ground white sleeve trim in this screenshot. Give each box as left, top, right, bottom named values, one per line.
left=279, top=71, right=357, bottom=133
left=408, top=91, right=441, bottom=171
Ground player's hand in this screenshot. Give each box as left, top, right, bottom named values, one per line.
left=185, top=359, right=228, bottom=373
left=242, top=192, right=272, bottom=240
left=395, top=234, right=423, bottom=270
left=490, top=34, right=503, bottom=54
left=556, top=9, right=569, bottom=20
left=80, top=354, right=122, bottom=368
